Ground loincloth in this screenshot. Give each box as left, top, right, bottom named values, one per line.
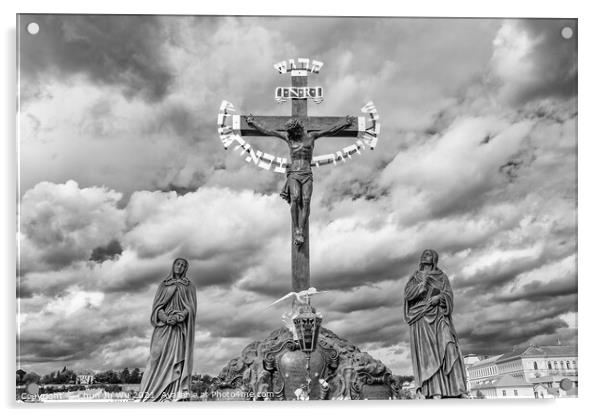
left=280, top=169, right=313, bottom=204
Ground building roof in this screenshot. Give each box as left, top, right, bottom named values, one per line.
left=497, top=345, right=577, bottom=363
left=463, top=354, right=482, bottom=366
left=522, top=345, right=577, bottom=358
left=467, top=354, right=503, bottom=369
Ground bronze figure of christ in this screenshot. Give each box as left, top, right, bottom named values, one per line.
left=245, top=114, right=352, bottom=246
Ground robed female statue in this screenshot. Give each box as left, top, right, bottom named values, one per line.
left=403, top=249, right=467, bottom=398
left=139, top=258, right=197, bottom=401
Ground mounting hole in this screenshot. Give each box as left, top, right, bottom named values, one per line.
left=27, top=22, right=40, bottom=35
left=561, top=26, right=573, bottom=39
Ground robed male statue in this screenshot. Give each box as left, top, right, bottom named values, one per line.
left=403, top=249, right=467, bottom=398
left=139, top=258, right=197, bottom=401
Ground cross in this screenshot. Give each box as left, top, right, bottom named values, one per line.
left=217, top=58, right=381, bottom=293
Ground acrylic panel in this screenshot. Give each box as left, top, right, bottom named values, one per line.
left=16, top=14, right=577, bottom=402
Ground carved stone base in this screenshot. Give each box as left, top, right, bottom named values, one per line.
left=211, top=326, right=396, bottom=400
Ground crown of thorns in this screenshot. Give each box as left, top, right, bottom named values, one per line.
left=285, top=119, right=304, bottom=130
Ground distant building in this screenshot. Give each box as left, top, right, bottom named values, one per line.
left=463, top=354, right=482, bottom=367
left=466, top=345, right=578, bottom=399
left=472, top=374, right=534, bottom=399
left=75, top=370, right=95, bottom=385
left=466, top=354, right=503, bottom=384
left=496, top=345, right=577, bottom=381
left=402, top=380, right=416, bottom=395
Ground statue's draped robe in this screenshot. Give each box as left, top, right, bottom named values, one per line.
left=139, top=277, right=196, bottom=401
left=404, top=269, right=467, bottom=397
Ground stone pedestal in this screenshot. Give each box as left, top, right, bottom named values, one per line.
left=211, top=326, right=397, bottom=400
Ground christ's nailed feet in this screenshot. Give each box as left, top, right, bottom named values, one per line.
left=294, top=228, right=304, bottom=246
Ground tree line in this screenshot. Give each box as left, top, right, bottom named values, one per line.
left=18, top=368, right=409, bottom=395
left=16, top=366, right=143, bottom=385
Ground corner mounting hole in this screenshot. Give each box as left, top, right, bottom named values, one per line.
left=561, top=26, right=573, bottom=40
left=27, top=22, right=40, bottom=35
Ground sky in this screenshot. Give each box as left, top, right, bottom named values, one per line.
left=16, top=15, right=577, bottom=377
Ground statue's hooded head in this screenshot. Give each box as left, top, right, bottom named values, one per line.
left=285, top=118, right=305, bottom=139
left=171, top=257, right=189, bottom=277
left=419, top=249, right=438, bottom=269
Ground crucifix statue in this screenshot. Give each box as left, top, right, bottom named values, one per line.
left=244, top=114, right=353, bottom=246
left=217, top=58, right=381, bottom=293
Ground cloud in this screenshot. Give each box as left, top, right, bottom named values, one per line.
left=89, top=239, right=123, bottom=263
left=492, top=254, right=577, bottom=302
left=380, top=116, right=534, bottom=221
left=489, top=19, right=577, bottom=105
left=124, top=188, right=286, bottom=259
left=20, top=15, right=174, bottom=102
left=457, top=294, right=577, bottom=353
left=327, top=281, right=402, bottom=314
left=18, top=183, right=291, bottom=297
left=18, top=16, right=500, bottom=198
left=18, top=287, right=149, bottom=365
left=19, top=180, right=125, bottom=274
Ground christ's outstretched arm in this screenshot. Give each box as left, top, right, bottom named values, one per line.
left=245, top=115, right=288, bottom=141
left=311, top=115, right=353, bottom=139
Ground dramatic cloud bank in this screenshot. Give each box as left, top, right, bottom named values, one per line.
left=18, top=16, right=577, bottom=375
